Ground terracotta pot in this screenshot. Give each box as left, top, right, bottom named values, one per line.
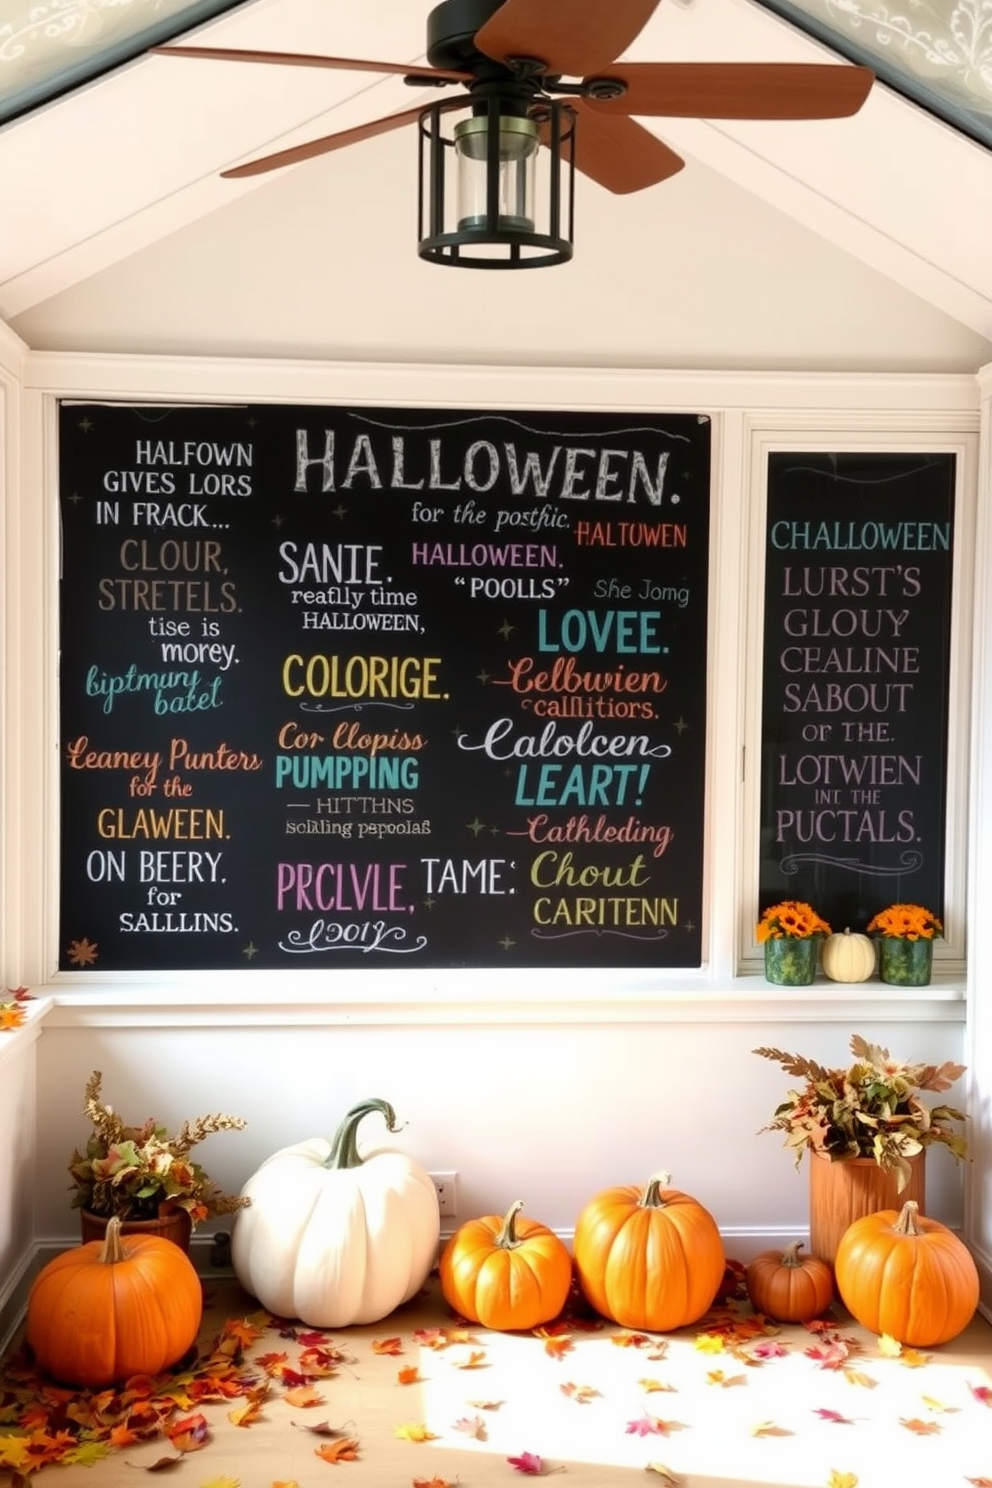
left=79, top=1206, right=193, bottom=1254
left=808, top=1151, right=925, bottom=1268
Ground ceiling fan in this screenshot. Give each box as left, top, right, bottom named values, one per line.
left=154, top=0, right=874, bottom=269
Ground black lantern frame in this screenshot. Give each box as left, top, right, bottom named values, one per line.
left=417, top=93, right=576, bottom=269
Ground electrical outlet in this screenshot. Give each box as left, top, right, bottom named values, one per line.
left=429, top=1171, right=458, bottom=1217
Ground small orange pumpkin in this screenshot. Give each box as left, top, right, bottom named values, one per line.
left=27, top=1216, right=203, bottom=1386
left=746, top=1240, right=834, bottom=1322
left=573, top=1171, right=725, bottom=1331
left=440, top=1200, right=572, bottom=1331
left=834, top=1199, right=980, bottom=1346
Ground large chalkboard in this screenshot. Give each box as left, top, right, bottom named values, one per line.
left=759, top=451, right=955, bottom=932
left=58, top=402, right=711, bottom=971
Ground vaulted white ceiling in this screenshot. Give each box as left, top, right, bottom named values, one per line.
left=4, top=0, right=991, bottom=372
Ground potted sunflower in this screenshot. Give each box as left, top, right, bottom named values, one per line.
left=755, top=900, right=832, bottom=985
left=69, top=1070, right=250, bottom=1251
left=866, top=902, right=942, bottom=986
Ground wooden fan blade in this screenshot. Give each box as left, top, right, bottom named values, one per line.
left=476, top=0, right=660, bottom=77
left=565, top=100, right=683, bottom=193
left=220, top=105, right=423, bottom=179
left=586, top=61, right=874, bottom=119
left=152, top=45, right=471, bottom=84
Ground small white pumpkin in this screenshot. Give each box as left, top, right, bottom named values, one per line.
left=231, top=1098, right=440, bottom=1327
left=821, top=927, right=875, bottom=983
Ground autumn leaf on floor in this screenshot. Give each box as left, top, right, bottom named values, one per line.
left=271, top=1480, right=302, bottom=1488
left=372, top=1338, right=404, bottom=1356
left=898, top=1349, right=931, bottom=1368
left=453, top=1413, right=488, bottom=1439
left=751, top=1422, right=792, bottom=1437
left=198, top=1475, right=240, bottom=1488
left=411, top=1329, right=447, bottom=1349
left=693, top=1334, right=725, bottom=1355
left=283, top=1386, right=325, bottom=1409
left=814, top=1408, right=854, bottom=1424
left=920, top=1395, right=958, bottom=1414
left=167, top=1412, right=211, bottom=1452
left=132, top=1451, right=184, bottom=1470
left=560, top=1382, right=600, bottom=1404
left=467, top=1398, right=504, bottom=1410
left=395, top=1423, right=439, bottom=1442
left=299, top=1347, right=346, bottom=1377
left=806, top=1341, right=850, bottom=1369
left=901, top=1417, right=941, bottom=1435
left=536, top=1333, right=573, bottom=1360
left=314, top=1437, right=360, bottom=1463
left=750, top=1340, right=788, bottom=1359
left=294, top=1331, right=332, bottom=1348
left=611, top=1332, right=651, bottom=1349
left=826, top=1473, right=858, bottom=1488
left=223, top=1318, right=267, bottom=1351
left=965, top=1478, right=992, bottom=1486
left=626, top=1416, right=684, bottom=1437
left=413, top=1477, right=458, bottom=1488
left=397, top=1366, right=423, bottom=1385
left=255, top=1353, right=291, bottom=1379
left=451, top=1351, right=488, bottom=1370
left=639, top=1378, right=677, bottom=1394
left=227, top=1388, right=268, bottom=1427
left=644, top=1465, right=680, bottom=1484
left=290, top=1419, right=354, bottom=1437
left=969, top=1383, right=992, bottom=1406
left=507, top=1450, right=547, bottom=1474
left=0, top=1002, right=27, bottom=1030
left=877, top=1334, right=902, bottom=1357
left=842, top=1369, right=877, bottom=1389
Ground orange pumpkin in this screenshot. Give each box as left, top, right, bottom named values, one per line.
left=746, top=1240, right=834, bottom=1322
left=573, top=1171, right=725, bottom=1331
left=27, top=1216, right=203, bottom=1386
left=440, top=1200, right=572, bottom=1331
left=834, top=1199, right=980, bottom=1346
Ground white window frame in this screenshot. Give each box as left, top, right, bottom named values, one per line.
left=738, top=415, right=978, bottom=976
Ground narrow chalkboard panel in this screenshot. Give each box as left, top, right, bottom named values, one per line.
left=58, top=402, right=711, bottom=971
left=759, top=451, right=955, bottom=932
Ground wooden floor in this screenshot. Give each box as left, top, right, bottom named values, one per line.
left=2, top=1272, right=991, bottom=1488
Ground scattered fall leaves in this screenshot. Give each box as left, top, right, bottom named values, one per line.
left=0, top=987, right=34, bottom=1033
left=1, top=1262, right=988, bottom=1488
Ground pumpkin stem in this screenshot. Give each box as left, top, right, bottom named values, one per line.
left=893, top=1200, right=924, bottom=1236
left=780, top=1240, right=807, bottom=1267
left=637, top=1171, right=673, bottom=1209
left=324, top=1098, right=400, bottom=1170
left=494, top=1200, right=527, bottom=1250
left=98, top=1215, right=128, bottom=1265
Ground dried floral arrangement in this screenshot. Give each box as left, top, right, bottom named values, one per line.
left=866, top=904, right=943, bottom=940
left=753, top=1034, right=968, bottom=1191
left=69, top=1070, right=249, bottom=1226
left=755, top=901, right=832, bottom=941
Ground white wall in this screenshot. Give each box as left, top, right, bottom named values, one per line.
left=31, top=1011, right=968, bottom=1253
left=0, top=1025, right=40, bottom=1351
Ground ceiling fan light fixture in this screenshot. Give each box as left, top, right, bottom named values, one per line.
left=418, top=94, right=575, bottom=268
left=454, top=113, right=538, bottom=232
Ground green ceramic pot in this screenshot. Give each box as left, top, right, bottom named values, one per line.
left=763, top=936, right=818, bottom=986
left=878, top=936, right=933, bottom=986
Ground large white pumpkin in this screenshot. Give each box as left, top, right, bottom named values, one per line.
left=231, top=1098, right=440, bottom=1327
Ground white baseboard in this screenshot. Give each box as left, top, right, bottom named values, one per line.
left=3, top=1226, right=988, bottom=1357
